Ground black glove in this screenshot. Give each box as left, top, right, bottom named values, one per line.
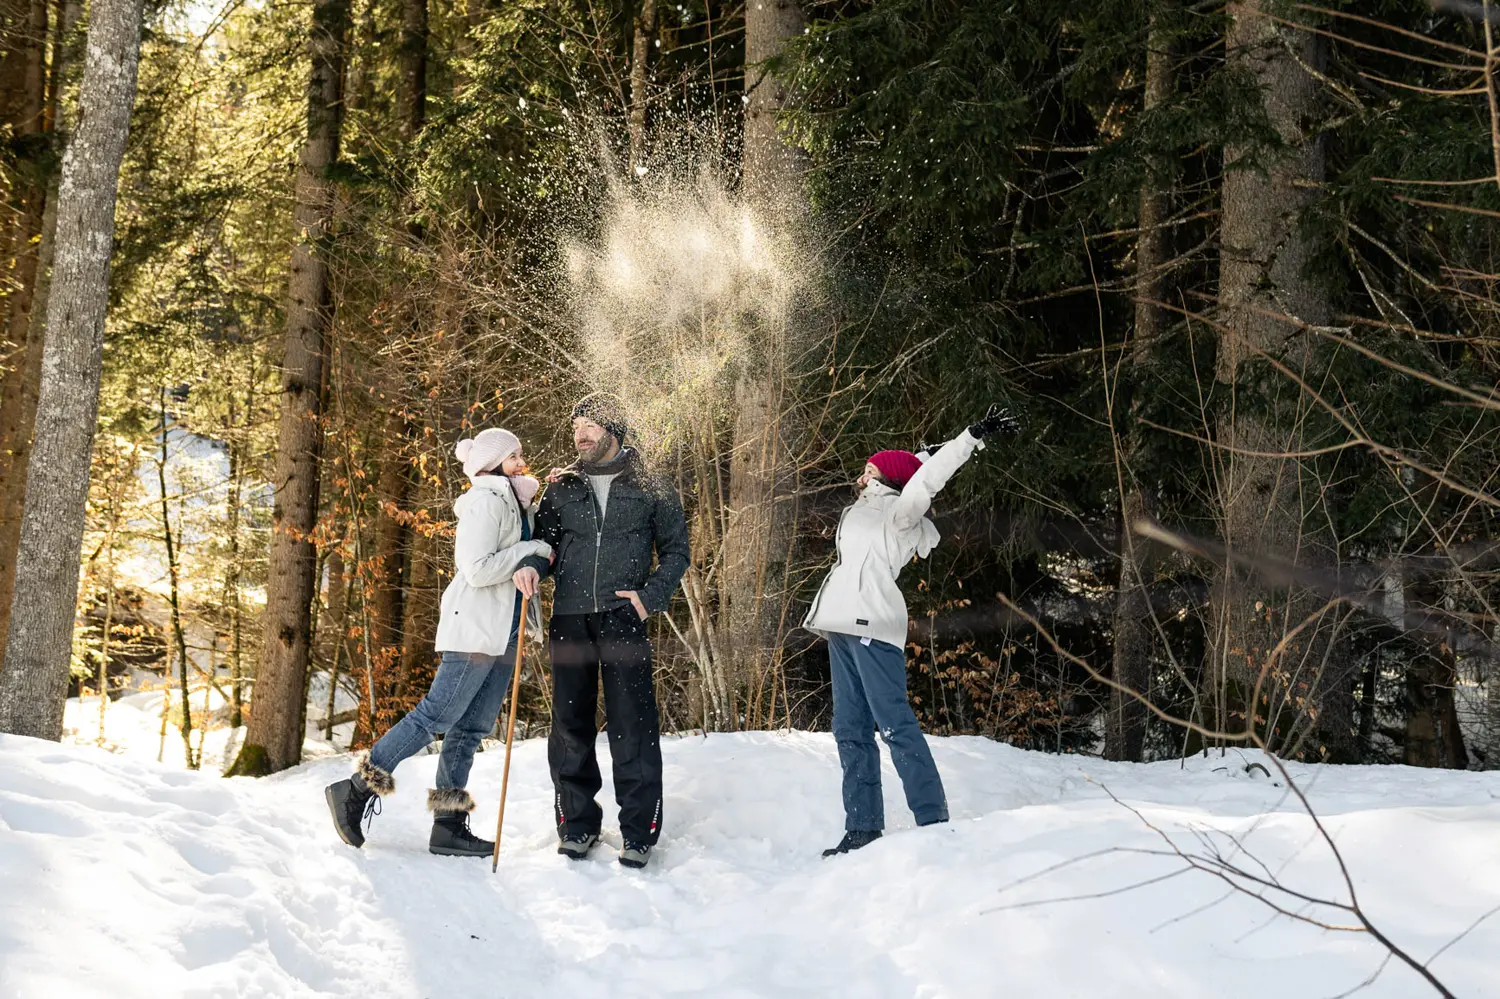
left=969, top=404, right=1020, bottom=439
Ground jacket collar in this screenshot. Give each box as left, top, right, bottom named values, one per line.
left=561, top=447, right=642, bottom=486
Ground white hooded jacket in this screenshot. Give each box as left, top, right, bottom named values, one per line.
left=434, top=473, right=553, bottom=656
left=803, top=429, right=984, bottom=648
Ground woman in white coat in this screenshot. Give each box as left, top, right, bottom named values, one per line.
left=804, top=405, right=1018, bottom=857
left=325, top=428, right=552, bottom=857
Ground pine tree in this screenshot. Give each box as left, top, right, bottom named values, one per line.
left=0, top=0, right=145, bottom=738
left=228, top=0, right=349, bottom=773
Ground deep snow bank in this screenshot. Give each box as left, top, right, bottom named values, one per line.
left=1, top=731, right=1497, bottom=998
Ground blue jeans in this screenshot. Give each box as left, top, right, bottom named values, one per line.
left=829, top=632, right=948, bottom=831
left=367, top=650, right=514, bottom=791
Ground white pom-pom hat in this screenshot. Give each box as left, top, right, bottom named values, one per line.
left=454, top=428, right=521, bottom=478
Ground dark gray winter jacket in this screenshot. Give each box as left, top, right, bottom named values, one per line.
left=518, top=452, right=691, bottom=616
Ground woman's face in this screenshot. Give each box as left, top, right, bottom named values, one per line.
left=855, top=462, right=881, bottom=489
left=500, top=449, right=526, bottom=475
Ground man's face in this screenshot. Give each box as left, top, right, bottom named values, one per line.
left=573, top=417, right=618, bottom=463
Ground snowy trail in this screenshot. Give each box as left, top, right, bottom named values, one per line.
left=2, top=732, right=1498, bottom=998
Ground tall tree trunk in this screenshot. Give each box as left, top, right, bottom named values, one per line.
left=371, top=413, right=409, bottom=678
left=228, top=0, right=348, bottom=774
left=1403, top=573, right=1468, bottom=768
left=397, top=0, right=425, bottom=142
left=158, top=389, right=195, bottom=768
left=722, top=0, right=806, bottom=716
left=321, top=546, right=350, bottom=741
left=0, top=0, right=144, bottom=738
left=1210, top=2, right=1353, bottom=761
left=0, top=0, right=55, bottom=672
left=628, top=0, right=657, bottom=173
left=96, top=499, right=116, bottom=743
left=1106, top=6, right=1174, bottom=763
left=223, top=373, right=249, bottom=729
left=396, top=493, right=439, bottom=704
left=742, top=0, right=805, bottom=206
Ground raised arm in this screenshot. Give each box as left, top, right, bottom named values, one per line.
left=639, top=482, right=691, bottom=614
left=891, top=405, right=1019, bottom=531
left=891, top=430, right=983, bottom=531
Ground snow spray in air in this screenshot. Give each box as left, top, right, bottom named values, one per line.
left=557, top=131, right=822, bottom=462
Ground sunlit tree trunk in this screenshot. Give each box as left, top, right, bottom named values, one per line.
left=0, top=0, right=56, bottom=671
left=228, top=0, right=349, bottom=773
left=0, top=0, right=144, bottom=738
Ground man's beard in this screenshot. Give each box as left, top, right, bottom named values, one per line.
left=577, top=437, right=616, bottom=464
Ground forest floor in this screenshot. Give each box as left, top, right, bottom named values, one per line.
left=1, top=725, right=1497, bottom=998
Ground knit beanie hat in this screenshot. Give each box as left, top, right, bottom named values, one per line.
left=571, top=394, right=630, bottom=445
left=455, top=428, right=521, bottom=479
left=868, top=449, right=922, bottom=489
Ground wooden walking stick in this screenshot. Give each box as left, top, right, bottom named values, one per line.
left=492, top=594, right=529, bottom=872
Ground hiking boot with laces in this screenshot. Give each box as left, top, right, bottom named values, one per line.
left=326, top=774, right=381, bottom=849
left=557, top=832, right=599, bottom=861
left=429, top=812, right=495, bottom=858
left=821, top=829, right=882, bottom=858
left=619, top=840, right=652, bottom=869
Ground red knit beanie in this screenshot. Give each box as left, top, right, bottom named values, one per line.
left=868, top=450, right=922, bottom=488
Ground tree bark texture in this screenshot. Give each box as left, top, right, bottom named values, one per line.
left=1106, top=8, right=1174, bottom=763
left=1211, top=2, right=1354, bottom=761
left=370, top=413, right=409, bottom=719
left=0, top=0, right=54, bottom=672
left=396, top=493, right=439, bottom=707
left=742, top=0, right=806, bottom=207
left=1402, top=574, right=1468, bottom=769
left=231, top=0, right=348, bottom=773
left=628, top=0, right=656, bottom=173
left=0, top=0, right=144, bottom=738
left=722, top=0, right=807, bottom=712
left=397, top=0, right=425, bottom=143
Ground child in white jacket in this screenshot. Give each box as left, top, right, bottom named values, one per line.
left=805, top=405, right=1018, bottom=857
left=325, top=428, right=552, bottom=857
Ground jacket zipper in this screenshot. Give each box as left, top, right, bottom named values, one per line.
left=808, top=502, right=854, bottom=622
left=589, top=480, right=603, bottom=613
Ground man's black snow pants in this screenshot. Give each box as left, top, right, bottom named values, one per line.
left=548, top=608, right=664, bottom=846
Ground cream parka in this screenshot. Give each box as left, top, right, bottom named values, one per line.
left=803, top=429, right=984, bottom=648
left=434, top=473, right=552, bottom=656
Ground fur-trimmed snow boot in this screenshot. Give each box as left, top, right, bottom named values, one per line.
left=427, top=788, right=494, bottom=858
left=325, top=757, right=394, bottom=849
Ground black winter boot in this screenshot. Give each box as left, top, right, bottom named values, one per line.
left=429, top=813, right=494, bottom=857
left=325, top=756, right=394, bottom=849
left=326, top=775, right=378, bottom=848
left=426, top=788, right=493, bottom=858
left=822, top=829, right=882, bottom=858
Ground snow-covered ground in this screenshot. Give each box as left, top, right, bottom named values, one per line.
left=1, top=730, right=1497, bottom=999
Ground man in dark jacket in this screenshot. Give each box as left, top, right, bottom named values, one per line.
left=514, top=396, right=690, bottom=869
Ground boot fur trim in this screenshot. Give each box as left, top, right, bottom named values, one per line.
left=357, top=755, right=396, bottom=797
left=427, top=787, right=476, bottom=814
